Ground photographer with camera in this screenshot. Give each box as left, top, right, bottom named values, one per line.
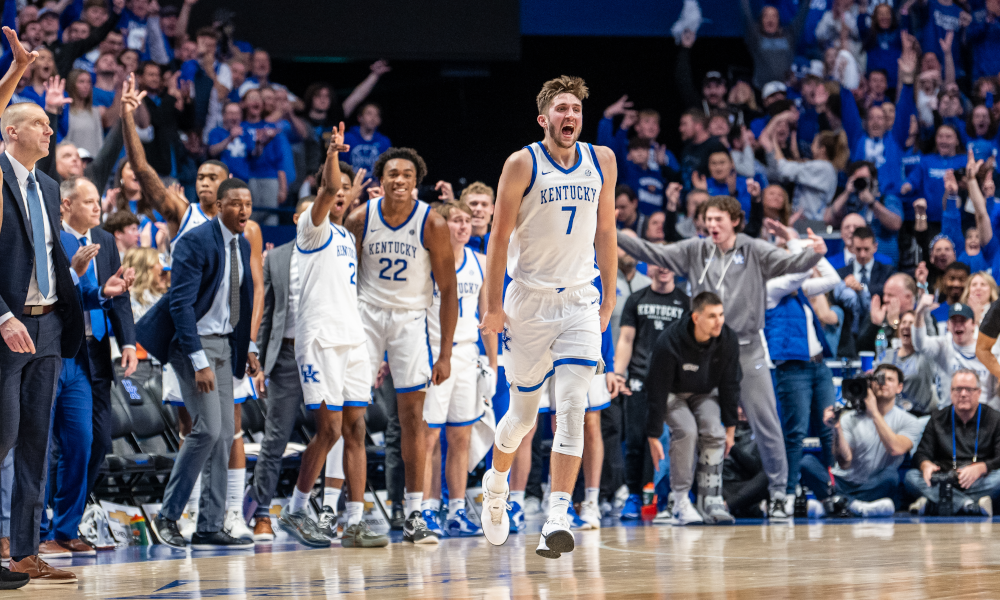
left=801, top=364, right=924, bottom=517
left=824, top=163, right=903, bottom=267
left=913, top=295, right=998, bottom=409
left=905, top=369, right=1000, bottom=516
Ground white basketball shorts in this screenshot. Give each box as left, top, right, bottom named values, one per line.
left=502, top=280, right=603, bottom=393
left=424, top=343, right=484, bottom=427
left=537, top=370, right=612, bottom=414
left=359, top=300, right=432, bottom=393
left=296, top=340, right=373, bottom=410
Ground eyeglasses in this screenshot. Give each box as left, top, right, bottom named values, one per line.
left=952, top=386, right=980, bottom=395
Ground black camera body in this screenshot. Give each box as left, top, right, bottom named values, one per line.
left=930, top=471, right=960, bottom=516
left=837, top=371, right=886, bottom=416
left=853, top=177, right=869, bottom=192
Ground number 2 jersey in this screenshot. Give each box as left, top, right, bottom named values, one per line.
left=295, top=209, right=366, bottom=347
left=358, top=198, right=434, bottom=310
left=508, top=142, right=603, bottom=290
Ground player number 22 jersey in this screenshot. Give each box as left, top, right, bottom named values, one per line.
left=508, top=142, right=603, bottom=290
left=359, top=198, right=434, bottom=310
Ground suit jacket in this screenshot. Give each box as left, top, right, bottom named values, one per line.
left=0, top=153, right=83, bottom=359
left=59, top=230, right=114, bottom=378
left=827, top=250, right=893, bottom=270
left=836, top=261, right=894, bottom=298
left=257, top=241, right=293, bottom=376
left=136, top=217, right=253, bottom=378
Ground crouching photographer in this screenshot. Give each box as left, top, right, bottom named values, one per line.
left=801, top=364, right=925, bottom=517
left=905, top=369, right=1000, bottom=516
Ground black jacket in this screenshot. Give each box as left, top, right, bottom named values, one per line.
left=644, top=315, right=742, bottom=438
left=913, top=404, right=1000, bottom=473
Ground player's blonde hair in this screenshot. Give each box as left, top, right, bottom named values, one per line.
left=459, top=181, right=495, bottom=204
left=436, top=200, right=473, bottom=220
left=536, top=75, right=589, bottom=115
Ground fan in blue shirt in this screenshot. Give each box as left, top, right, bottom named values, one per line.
left=842, top=75, right=916, bottom=197
left=959, top=105, right=1000, bottom=162
left=342, top=103, right=392, bottom=177
left=922, top=0, right=970, bottom=77
left=858, top=5, right=904, bottom=89
left=597, top=98, right=679, bottom=175
left=704, top=148, right=759, bottom=218
left=900, top=124, right=967, bottom=223
left=207, top=102, right=252, bottom=181
left=619, top=138, right=665, bottom=215
left=968, top=3, right=1000, bottom=81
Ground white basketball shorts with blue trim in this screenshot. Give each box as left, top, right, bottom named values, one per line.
left=537, top=370, right=611, bottom=414
left=296, top=340, right=373, bottom=411
left=502, top=280, right=603, bottom=394
left=359, top=300, right=432, bottom=393
left=424, top=342, right=484, bottom=427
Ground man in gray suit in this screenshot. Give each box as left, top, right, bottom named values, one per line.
left=245, top=199, right=312, bottom=542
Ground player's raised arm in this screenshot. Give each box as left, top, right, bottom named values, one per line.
left=479, top=148, right=534, bottom=335
left=426, top=209, right=458, bottom=385
left=592, top=144, right=619, bottom=332
left=312, top=122, right=350, bottom=226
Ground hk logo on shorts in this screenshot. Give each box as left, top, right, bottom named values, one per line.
left=301, top=365, right=320, bottom=383
left=122, top=379, right=141, bottom=401
left=501, top=328, right=512, bottom=352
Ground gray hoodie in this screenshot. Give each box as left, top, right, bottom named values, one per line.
left=617, top=232, right=824, bottom=344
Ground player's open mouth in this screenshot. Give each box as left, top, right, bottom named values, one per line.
left=562, top=125, right=574, bottom=136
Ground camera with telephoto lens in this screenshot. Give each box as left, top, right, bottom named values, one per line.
left=930, top=471, right=960, bottom=516
left=836, top=371, right=886, bottom=416
left=853, top=177, right=869, bottom=192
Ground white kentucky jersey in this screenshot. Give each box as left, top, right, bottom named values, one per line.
left=170, top=202, right=210, bottom=254
left=359, top=198, right=434, bottom=310
left=295, top=209, right=366, bottom=347
left=428, top=247, right=484, bottom=351
left=508, top=142, right=602, bottom=289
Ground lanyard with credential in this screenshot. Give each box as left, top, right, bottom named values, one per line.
left=952, top=405, right=982, bottom=470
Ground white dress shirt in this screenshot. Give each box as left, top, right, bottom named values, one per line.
left=189, top=219, right=257, bottom=370
left=852, top=258, right=873, bottom=289
left=0, top=152, right=57, bottom=327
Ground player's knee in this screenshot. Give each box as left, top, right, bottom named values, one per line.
left=495, top=411, right=536, bottom=454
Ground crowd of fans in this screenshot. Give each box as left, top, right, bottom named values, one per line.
left=6, top=0, right=1000, bottom=583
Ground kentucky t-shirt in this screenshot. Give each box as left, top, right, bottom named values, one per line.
left=619, top=286, right=689, bottom=381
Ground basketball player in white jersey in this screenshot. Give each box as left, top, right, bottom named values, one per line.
left=121, top=73, right=264, bottom=543
left=421, top=200, right=497, bottom=538
left=345, top=148, right=458, bottom=545
left=479, top=76, right=618, bottom=558
left=272, top=123, right=388, bottom=548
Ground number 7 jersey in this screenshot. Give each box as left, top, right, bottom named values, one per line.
left=359, top=197, right=434, bottom=310
left=508, top=142, right=603, bottom=290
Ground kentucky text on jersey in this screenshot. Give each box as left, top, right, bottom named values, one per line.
left=636, top=304, right=685, bottom=320
left=367, top=240, right=420, bottom=257
left=336, top=245, right=357, bottom=259
left=538, top=185, right=600, bottom=204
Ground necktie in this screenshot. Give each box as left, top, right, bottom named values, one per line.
left=26, top=172, right=49, bottom=298
left=860, top=264, right=870, bottom=288
left=79, top=237, right=106, bottom=341
left=229, top=237, right=240, bottom=328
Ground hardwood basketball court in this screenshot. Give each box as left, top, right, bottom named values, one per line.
left=13, top=518, right=1000, bottom=598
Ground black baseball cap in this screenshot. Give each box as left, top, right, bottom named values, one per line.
left=949, top=303, right=975, bottom=320
left=703, top=71, right=725, bottom=86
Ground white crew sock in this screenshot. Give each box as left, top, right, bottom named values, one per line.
left=548, top=492, right=571, bottom=520
left=185, top=474, right=202, bottom=515
left=346, top=502, right=364, bottom=527
left=509, top=490, right=526, bottom=505
left=323, top=487, right=341, bottom=512
left=226, top=468, right=246, bottom=511
left=484, top=467, right=509, bottom=495
left=404, top=492, right=423, bottom=516
left=421, top=498, right=441, bottom=513
left=448, top=498, right=466, bottom=519
left=289, top=487, right=311, bottom=514
left=584, top=487, right=599, bottom=505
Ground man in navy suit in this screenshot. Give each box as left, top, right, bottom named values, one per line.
left=36, top=176, right=137, bottom=557
left=0, top=99, right=84, bottom=583
left=56, top=177, right=140, bottom=499
left=138, top=177, right=259, bottom=550
left=836, top=226, right=894, bottom=300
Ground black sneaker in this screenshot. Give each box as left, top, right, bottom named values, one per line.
left=316, top=506, right=339, bottom=540
left=190, top=530, right=254, bottom=550
left=768, top=494, right=792, bottom=523
left=390, top=504, right=406, bottom=531
left=0, top=566, right=29, bottom=590
left=151, top=515, right=187, bottom=549
left=403, top=510, right=439, bottom=545
left=277, top=506, right=331, bottom=548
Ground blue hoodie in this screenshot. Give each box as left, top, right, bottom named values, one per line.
left=858, top=16, right=903, bottom=89
left=903, top=153, right=967, bottom=222
left=967, top=12, right=1000, bottom=81
left=843, top=83, right=913, bottom=197
left=343, top=126, right=392, bottom=176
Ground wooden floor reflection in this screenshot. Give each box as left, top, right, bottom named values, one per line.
left=20, top=521, right=1000, bottom=599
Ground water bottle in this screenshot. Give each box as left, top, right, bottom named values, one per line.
left=875, top=326, right=888, bottom=363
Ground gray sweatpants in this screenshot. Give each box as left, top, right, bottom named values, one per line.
left=250, top=341, right=303, bottom=514
left=738, top=338, right=788, bottom=495
left=666, top=391, right=726, bottom=497
left=161, top=335, right=235, bottom=533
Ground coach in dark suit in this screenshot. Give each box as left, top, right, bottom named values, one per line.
left=137, top=178, right=258, bottom=548
left=0, top=101, right=83, bottom=582
left=835, top=226, right=893, bottom=299
left=247, top=202, right=308, bottom=529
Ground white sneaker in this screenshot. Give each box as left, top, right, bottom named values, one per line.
left=652, top=509, right=675, bottom=525
left=536, top=514, right=574, bottom=559
left=807, top=499, right=826, bottom=519
left=849, top=498, right=895, bottom=518
left=672, top=494, right=703, bottom=526
left=909, top=497, right=928, bottom=516
left=578, top=500, right=601, bottom=530
left=980, top=496, right=994, bottom=517
left=481, top=475, right=510, bottom=547
left=224, top=507, right=255, bottom=542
